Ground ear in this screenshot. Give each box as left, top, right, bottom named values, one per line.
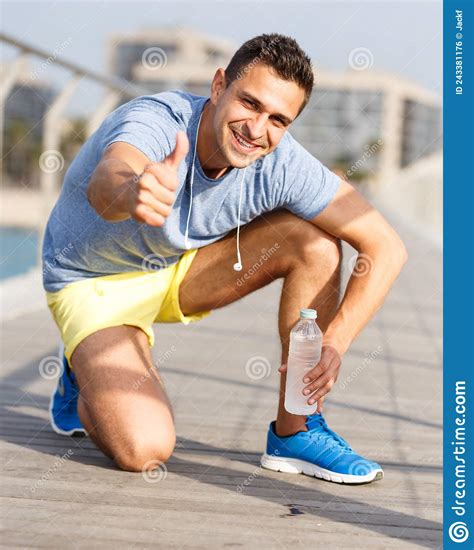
left=210, top=68, right=227, bottom=105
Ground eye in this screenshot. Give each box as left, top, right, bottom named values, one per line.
left=272, top=117, right=287, bottom=128
left=242, top=98, right=258, bottom=110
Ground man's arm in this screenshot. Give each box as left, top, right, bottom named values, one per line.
left=298, top=178, right=407, bottom=408
left=313, top=178, right=407, bottom=354
left=87, top=132, right=188, bottom=226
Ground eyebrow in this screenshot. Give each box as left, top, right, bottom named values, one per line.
left=239, top=91, right=294, bottom=126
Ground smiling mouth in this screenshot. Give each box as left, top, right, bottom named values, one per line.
left=231, top=129, right=262, bottom=152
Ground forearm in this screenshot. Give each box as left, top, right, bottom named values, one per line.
left=87, top=158, right=136, bottom=222
left=325, top=239, right=407, bottom=355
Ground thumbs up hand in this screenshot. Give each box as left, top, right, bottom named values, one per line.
left=128, top=131, right=189, bottom=226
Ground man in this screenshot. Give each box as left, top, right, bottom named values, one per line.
left=43, top=34, right=406, bottom=483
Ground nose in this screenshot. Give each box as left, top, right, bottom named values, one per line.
left=245, top=113, right=268, bottom=141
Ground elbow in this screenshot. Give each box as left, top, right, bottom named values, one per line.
left=86, top=177, right=103, bottom=216
left=86, top=164, right=114, bottom=221
left=86, top=182, right=98, bottom=213
left=391, top=235, right=408, bottom=271
left=400, top=242, right=408, bottom=266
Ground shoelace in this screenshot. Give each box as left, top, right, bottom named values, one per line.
left=306, top=414, right=353, bottom=454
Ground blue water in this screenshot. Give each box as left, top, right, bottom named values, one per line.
left=0, top=227, right=39, bottom=280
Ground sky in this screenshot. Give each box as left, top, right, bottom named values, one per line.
left=1, top=0, right=442, bottom=116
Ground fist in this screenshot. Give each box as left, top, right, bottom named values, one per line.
left=129, top=131, right=189, bottom=227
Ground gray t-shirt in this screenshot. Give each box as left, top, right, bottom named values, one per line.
left=42, top=90, right=340, bottom=292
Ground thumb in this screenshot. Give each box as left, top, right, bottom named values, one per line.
left=316, top=396, right=325, bottom=414
left=164, top=131, right=189, bottom=170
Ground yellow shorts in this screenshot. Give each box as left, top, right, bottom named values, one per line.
left=45, top=249, right=210, bottom=363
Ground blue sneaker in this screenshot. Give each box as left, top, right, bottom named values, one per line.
left=49, top=345, right=87, bottom=437
left=261, top=413, right=383, bottom=484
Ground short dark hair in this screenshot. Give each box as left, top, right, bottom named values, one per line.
left=224, top=33, right=314, bottom=113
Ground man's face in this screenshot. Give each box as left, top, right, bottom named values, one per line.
left=210, top=64, right=306, bottom=168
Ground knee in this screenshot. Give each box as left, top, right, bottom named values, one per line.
left=114, top=431, right=176, bottom=473
left=290, top=219, right=342, bottom=273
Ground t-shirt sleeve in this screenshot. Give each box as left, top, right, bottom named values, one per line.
left=277, top=136, right=341, bottom=220
left=98, top=96, right=181, bottom=163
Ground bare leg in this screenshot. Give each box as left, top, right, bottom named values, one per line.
left=276, top=248, right=340, bottom=435
left=179, top=210, right=341, bottom=437
left=71, top=325, right=176, bottom=471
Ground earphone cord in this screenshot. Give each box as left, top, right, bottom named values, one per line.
left=183, top=112, right=202, bottom=250
left=184, top=110, right=246, bottom=272
left=233, top=167, right=247, bottom=272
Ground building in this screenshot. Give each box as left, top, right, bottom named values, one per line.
left=292, top=70, right=442, bottom=185
left=108, top=27, right=234, bottom=98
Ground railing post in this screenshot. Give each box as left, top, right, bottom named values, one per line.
left=37, top=75, right=81, bottom=265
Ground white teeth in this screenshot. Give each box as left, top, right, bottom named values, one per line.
left=234, top=131, right=254, bottom=149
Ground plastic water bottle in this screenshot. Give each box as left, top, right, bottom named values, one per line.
left=284, top=309, right=323, bottom=415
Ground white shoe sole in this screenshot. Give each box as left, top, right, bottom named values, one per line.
left=49, top=343, right=88, bottom=437
left=260, top=453, right=384, bottom=484
left=49, top=414, right=88, bottom=437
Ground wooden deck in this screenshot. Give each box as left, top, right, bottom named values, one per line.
left=0, top=218, right=442, bottom=549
